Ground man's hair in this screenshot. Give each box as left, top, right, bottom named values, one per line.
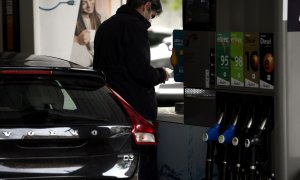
left=126, top=0, right=162, bottom=15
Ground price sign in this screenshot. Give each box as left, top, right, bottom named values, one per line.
left=230, top=32, right=244, bottom=87
left=216, top=32, right=230, bottom=86
left=244, top=32, right=259, bottom=88
left=259, top=33, right=274, bottom=89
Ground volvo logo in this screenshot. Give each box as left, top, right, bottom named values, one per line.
left=28, top=131, right=35, bottom=136
left=0, top=128, right=104, bottom=138
left=91, top=130, right=98, bottom=136
left=3, top=131, right=12, bottom=137
left=69, top=129, right=78, bottom=136
left=49, top=130, right=56, bottom=136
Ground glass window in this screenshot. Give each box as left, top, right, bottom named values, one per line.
left=0, top=76, right=128, bottom=125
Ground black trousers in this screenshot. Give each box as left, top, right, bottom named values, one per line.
left=138, top=146, right=159, bottom=180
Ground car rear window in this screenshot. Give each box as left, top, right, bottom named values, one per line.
left=0, top=75, right=129, bottom=125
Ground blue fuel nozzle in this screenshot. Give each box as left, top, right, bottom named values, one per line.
left=218, top=114, right=238, bottom=144
left=203, top=112, right=224, bottom=142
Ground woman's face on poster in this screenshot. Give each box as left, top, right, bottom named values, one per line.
left=81, top=0, right=95, bottom=14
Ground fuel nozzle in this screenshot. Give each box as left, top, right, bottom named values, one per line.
left=204, top=111, right=225, bottom=180
left=218, top=114, right=238, bottom=144
left=232, top=116, right=253, bottom=146
left=203, top=112, right=224, bottom=142
left=231, top=108, right=255, bottom=180
left=244, top=112, right=269, bottom=180
left=245, top=117, right=267, bottom=148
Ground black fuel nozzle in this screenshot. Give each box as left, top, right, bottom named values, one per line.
left=231, top=115, right=254, bottom=180
left=244, top=116, right=268, bottom=180
left=203, top=112, right=225, bottom=180
left=245, top=117, right=267, bottom=148
left=232, top=116, right=253, bottom=147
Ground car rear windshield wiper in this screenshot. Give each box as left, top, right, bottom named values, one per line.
left=21, top=108, right=108, bottom=124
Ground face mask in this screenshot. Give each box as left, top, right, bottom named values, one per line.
left=143, top=7, right=152, bottom=22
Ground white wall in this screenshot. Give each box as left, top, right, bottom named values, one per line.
left=111, top=0, right=122, bottom=16
left=35, top=0, right=80, bottom=60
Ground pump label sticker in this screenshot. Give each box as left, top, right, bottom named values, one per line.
left=244, top=32, right=259, bottom=88
left=230, top=32, right=244, bottom=87
left=259, top=33, right=274, bottom=89
left=216, top=32, right=230, bottom=86
left=173, top=30, right=184, bottom=82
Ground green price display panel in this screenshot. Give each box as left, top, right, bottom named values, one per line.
left=230, top=32, right=244, bottom=87
left=216, top=32, right=230, bottom=86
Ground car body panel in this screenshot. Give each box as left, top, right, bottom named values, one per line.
left=0, top=126, right=139, bottom=179
left=0, top=52, right=83, bottom=68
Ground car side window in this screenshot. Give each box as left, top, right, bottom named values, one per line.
left=148, top=31, right=171, bottom=47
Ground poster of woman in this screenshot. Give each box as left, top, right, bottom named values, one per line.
left=37, top=0, right=120, bottom=65
left=71, top=0, right=113, bottom=67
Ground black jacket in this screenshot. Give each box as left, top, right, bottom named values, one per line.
left=93, top=5, right=166, bottom=121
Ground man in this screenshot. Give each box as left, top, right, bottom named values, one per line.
left=93, top=0, right=170, bottom=123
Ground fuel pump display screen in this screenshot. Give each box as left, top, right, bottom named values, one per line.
left=183, top=0, right=216, bottom=31
left=185, top=0, right=210, bottom=23
left=288, top=0, right=300, bottom=31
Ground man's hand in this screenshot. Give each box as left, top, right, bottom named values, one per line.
left=162, top=67, right=172, bottom=81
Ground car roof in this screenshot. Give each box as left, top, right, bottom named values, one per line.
left=0, top=52, right=87, bottom=69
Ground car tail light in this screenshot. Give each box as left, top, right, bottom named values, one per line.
left=0, top=69, right=53, bottom=75
left=109, top=87, right=157, bottom=145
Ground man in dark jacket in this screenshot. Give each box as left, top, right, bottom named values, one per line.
left=93, top=0, right=170, bottom=123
